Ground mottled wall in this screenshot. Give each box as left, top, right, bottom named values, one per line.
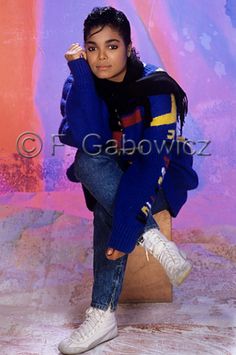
left=0, top=0, right=236, bottom=230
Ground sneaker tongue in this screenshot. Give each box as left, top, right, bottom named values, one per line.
left=86, top=307, right=94, bottom=314
left=85, top=307, right=104, bottom=324
left=89, top=306, right=104, bottom=315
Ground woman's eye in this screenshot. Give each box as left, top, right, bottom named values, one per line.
left=87, top=45, right=118, bottom=51
left=109, top=45, right=118, bottom=50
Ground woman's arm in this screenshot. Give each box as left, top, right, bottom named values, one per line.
left=59, top=43, right=111, bottom=151
left=107, top=94, right=178, bottom=254
left=64, top=59, right=111, bottom=151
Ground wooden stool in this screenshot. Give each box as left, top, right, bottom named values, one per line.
left=119, top=210, right=172, bottom=303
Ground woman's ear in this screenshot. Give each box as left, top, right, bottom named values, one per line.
left=127, top=43, right=132, bottom=57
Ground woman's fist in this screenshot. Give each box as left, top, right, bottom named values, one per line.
left=65, top=43, right=87, bottom=62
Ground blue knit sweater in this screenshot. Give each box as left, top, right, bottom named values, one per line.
left=60, top=58, right=198, bottom=253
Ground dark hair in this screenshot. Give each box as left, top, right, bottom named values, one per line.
left=83, top=6, right=140, bottom=63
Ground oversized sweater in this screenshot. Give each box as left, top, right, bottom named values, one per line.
left=59, top=58, right=198, bottom=253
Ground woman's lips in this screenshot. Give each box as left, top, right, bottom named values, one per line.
left=96, top=65, right=111, bottom=70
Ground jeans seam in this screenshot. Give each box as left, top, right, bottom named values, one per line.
left=109, top=258, right=127, bottom=310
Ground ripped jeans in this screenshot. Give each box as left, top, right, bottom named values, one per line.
left=74, top=151, right=169, bottom=311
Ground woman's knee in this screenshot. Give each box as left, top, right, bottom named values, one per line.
left=73, top=150, right=120, bottom=181
left=73, top=151, right=95, bottom=180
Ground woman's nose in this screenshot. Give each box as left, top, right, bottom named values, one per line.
left=98, top=50, right=107, bottom=60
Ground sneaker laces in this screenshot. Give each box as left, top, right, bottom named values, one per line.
left=145, top=249, right=150, bottom=262
left=157, top=241, right=180, bottom=274
left=71, top=307, right=105, bottom=341
left=143, top=230, right=183, bottom=275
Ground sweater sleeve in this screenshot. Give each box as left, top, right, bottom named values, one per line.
left=60, top=58, right=111, bottom=152
left=107, top=94, right=177, bottom=253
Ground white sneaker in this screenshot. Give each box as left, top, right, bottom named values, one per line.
left=58, top=305, right=118, bottom=354
left=138, top=228, right=192, bottom=286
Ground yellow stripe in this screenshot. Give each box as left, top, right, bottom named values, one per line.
left=141, top=206, right=149, bottom=217
left=150, top=94, right=177, bottom=127
left=177, top=135, right=186, bottom=142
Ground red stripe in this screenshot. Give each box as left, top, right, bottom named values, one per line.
left=121, top=108, right=142, bottom=128
left=112, top=131, right=123, bottom=148
left=164, top=155, right=170, bottom=168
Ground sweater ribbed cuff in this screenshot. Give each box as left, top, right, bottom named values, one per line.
left=68, top=58, right=93, bottom=86
left=107, top=220, right=145, bottom=254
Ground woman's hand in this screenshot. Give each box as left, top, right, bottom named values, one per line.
left=65, top=43, right=87, bottom=62
left=105, top=248, right=126, bottom=260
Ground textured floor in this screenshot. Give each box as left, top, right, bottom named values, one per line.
left=0, top=196, right=236, bottom=354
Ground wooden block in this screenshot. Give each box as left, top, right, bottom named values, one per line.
left=119, top=210, right=173, bottom=303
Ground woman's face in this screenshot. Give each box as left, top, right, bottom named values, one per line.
left=85, top=25, right=131, bottom=82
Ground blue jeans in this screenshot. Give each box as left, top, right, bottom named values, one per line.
left=74, top=151, right=169, bottom=311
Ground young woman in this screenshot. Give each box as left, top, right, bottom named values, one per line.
left=58, top=6, right=198, bottom=354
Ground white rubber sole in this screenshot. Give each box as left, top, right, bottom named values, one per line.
left=58, top=325, right=118, bottom=354
left=169, top=260, right=192, bottom=287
